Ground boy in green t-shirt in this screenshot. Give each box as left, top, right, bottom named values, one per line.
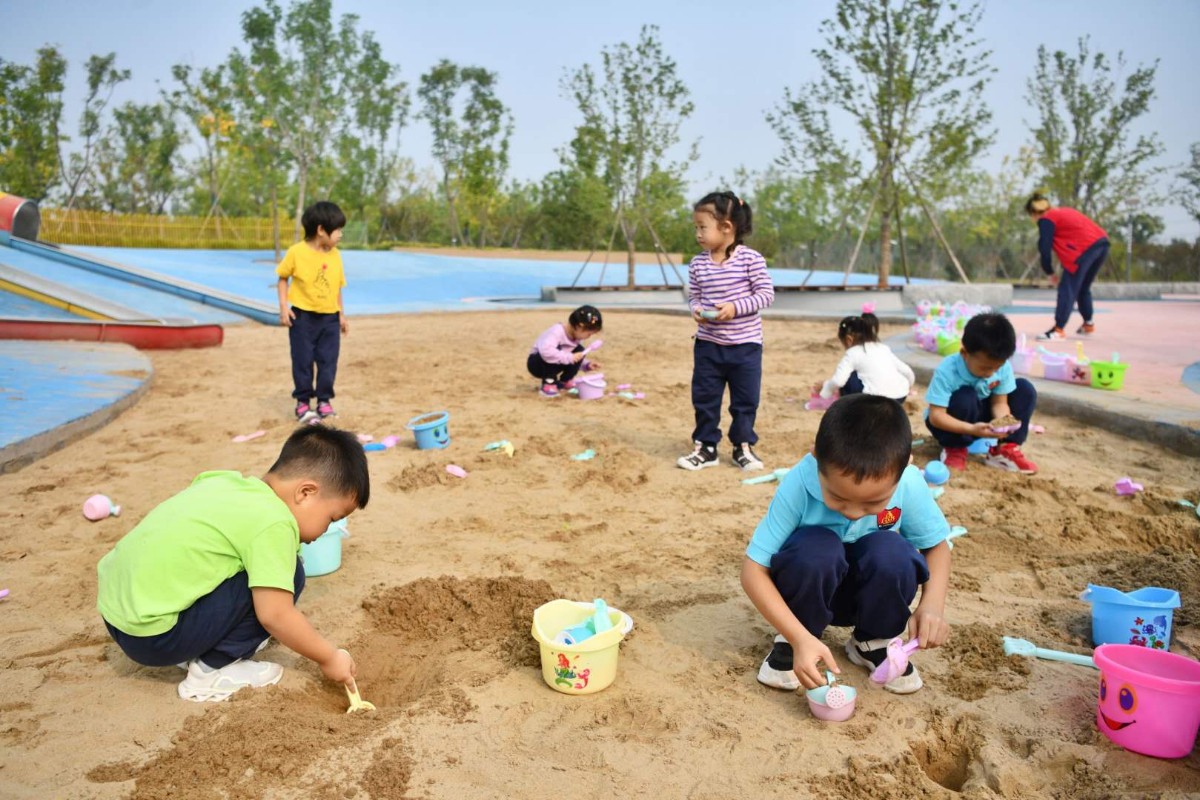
left=97, top=426, right=369, bottom=702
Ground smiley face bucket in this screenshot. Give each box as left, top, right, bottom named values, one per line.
left=1094, top=644, right=1200, bottom=759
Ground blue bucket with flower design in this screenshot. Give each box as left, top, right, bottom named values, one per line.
left=1081, top=584, right=1181, bottom=649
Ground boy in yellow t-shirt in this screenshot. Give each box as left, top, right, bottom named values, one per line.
left=97, top=425, right=370, bottom=702
left=277, top=201, right=349, bottom=422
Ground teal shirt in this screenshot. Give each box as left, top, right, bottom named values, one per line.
left=925, top=353, right=1016, bottom=408
left=746, top=454, right=949, bottom=567
left=97, top=471, right=299, bottom=636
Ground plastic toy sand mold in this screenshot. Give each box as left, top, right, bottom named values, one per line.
left=344, top=678, right=376, bottom=713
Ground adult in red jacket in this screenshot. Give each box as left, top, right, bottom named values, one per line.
left=1025, top=193, right=1110, bottom=340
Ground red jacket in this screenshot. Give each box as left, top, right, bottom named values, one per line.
left=1041, top=207, right=1108, bottom=274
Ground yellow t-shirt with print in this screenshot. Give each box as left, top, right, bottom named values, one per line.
left=276, top=241, right=346, bottom=314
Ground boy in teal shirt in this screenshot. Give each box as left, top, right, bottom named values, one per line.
left=742, top=395, right=952, bottom=694
left=926, top=312, right=1039, bottom=474
left=97, top=426, right=369, bottom=702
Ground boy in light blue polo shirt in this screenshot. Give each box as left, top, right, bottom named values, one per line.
left=741, top=395, right=951, bottom=694
left=926, top=312, right=1039, bottom=474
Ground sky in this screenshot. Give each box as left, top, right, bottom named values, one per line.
left=2, top=0, right=1198, bottom=238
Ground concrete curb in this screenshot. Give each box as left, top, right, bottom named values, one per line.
left=887, top=334, right=1200, bottom=457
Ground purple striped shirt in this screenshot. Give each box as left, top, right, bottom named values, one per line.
left=688, top=245, right=775, bottom=345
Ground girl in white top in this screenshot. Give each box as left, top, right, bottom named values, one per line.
left=819, top=313, right=915, bottom=403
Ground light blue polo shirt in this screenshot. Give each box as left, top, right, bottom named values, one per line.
left=925, top=353, right=1016, bottom=408
left=746, top=454, right=949, bottom=568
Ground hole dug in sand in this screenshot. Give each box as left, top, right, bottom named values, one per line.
left=89, top=576, right=555, bottom=800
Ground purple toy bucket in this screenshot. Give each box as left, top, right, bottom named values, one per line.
left=576, top=373, right=606, bottom=400
left=1094, top=644, right=1200, bottom=759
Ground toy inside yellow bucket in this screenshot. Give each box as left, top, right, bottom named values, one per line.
left=531, top=599, right=633, bottom=695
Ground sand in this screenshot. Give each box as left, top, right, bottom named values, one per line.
left=2, top=310, right=1199, bottom=799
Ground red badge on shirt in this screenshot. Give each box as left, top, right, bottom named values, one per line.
left=876, top=507, right=902, bottom=530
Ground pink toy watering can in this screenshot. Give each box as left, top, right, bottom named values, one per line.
left=83, top=494, right=121, bottom=521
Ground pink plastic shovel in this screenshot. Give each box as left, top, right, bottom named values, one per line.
left=870, top=637, right=920, bottom=684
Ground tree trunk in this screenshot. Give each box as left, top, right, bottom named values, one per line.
left=877, top=168, right=893, bottom=288
left=620, top=212, right=637, bottom=288
left=443, top=175, right=461, bottom=247
left=293, top=164, right=308, bottom=243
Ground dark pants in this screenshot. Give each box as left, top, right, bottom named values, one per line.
left=927, top=378, right=1037, bottom=448
left=842, top=372, right=907, bottom=404
left=1054, top=239, right=1109, bottom=329
left=527, top=346, right=583, bottom=385
left=104, top=557, right=305, bottom=669
left=289, top=308, right=341, bottom=402
left=691, top=339, right=763, bottom=446
left=770, top=526, right=929, bottom=642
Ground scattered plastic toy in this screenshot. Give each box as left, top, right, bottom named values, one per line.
left=804, top=392, right=837, bottom=411
left=356, top=433, right=374, bottom=443
left=484, top=440, right=515, bottom=457
left=1179, top=499, right=1196, bottom=508
left=923, top=461, right=950, bottom=486
left=871, top=637, right=920, bottom=685
left=616, top=391, right=645, bottom=400
left=806, top=670, right=857, bottom=722
left=1031, top=424, right=1046, bottom=434
left=617, top=383, right=633, bottom=390
left=1001, top=636, right=1096, bottom=668
left=381, top=435, right=400, bottom=448
left=83, top=494, right=121, bottom=521
left=445, top=465, right=468, bottom=479
left=945, top=525, right=968, bottom=549
left=0, top=589, right=9, bottom=601
left=743, top=468, right=790, bottom=486
left=1114, top=477, right=1144, bottom=496
left=363, top=443, right=387, bottom=452
left=912, top=438, right=926, bottom=446
left=570, top=449, right=596, bottom=461
left=232, top=430, right=266, bottom=443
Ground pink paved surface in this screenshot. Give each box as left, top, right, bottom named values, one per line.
left=1011, top=296, right=1200, bottom=413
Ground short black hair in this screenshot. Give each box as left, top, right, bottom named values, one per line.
left=301, top=201, right=347, bottom=239
left=814, top=394, right=911, bottom=483
left=569, top=304, right=602, bottom=332
left=268, top=425, right=369, bottom=508
left=961, top=312, right=1016, bottom=361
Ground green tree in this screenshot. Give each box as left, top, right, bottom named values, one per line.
left=168, top=64, right=239, bottom=230
left=562, top=25, right=697, bottom=286
left=90, top=101, right=182, bottom=214
left=59, top=53, right=130, bottom=211
left=0, top=46, right=67, bottom=201
left=769, top=0, right=994, bottom=286
left=1025, top=37, right=1163, bottom=221
left=1179, top=142, right=1200, bottom=232
left=417, top=59, right=513, bottom=247
left=538, top=118, right=612, bottom=250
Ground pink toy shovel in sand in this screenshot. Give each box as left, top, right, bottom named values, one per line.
left=870, top=637, right=920, bottom=685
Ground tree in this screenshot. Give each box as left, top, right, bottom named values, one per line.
left=417, top=59, right=512, bottom=247
left=1025, top=37, right=1163, bottom=222
left=169, top=64, right=239, bottom=230
left=769, top=0, right=994, bottom=286
left=563, top=24, right=698, bottom=286
left=1179, top=143, right=1200, bottom=232
left=91, top=101, right=183, bottom=214
left=0, top=46, right=67, bottom=201
left=59, top=53, right=130, bottom=211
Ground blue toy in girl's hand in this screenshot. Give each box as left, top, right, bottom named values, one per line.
left=700, top=310, right=719, bottom=320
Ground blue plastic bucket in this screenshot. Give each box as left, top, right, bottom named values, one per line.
left=405, top=411, right=451, bottom=450
left=300, top=520, right=349, bottom=577
left=1081, top=584, right=1181, bottom=649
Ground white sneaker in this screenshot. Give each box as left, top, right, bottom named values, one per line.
left=756, top=634, right=801, bottom=690
left=176, top=638, right=270, bottom=671
left=845, top=636, right=923, bottom=694
left=177, top=659, right=283, bottom=702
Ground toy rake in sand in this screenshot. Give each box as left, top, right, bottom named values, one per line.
left=1001, top=637, right=1096, bottom=669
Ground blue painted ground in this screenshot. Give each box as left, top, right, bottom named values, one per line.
left=1183, top=362, right=1200, bottom=396
left=0, top=245, right=244, bottom=323
left=0, top=289, right=78, bottom=319
left=0, top=341, right=150, bottom=453
left=79, top=247, right=933, bottom=315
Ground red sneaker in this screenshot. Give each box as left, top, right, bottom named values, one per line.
left=985, top=443, right=1038, bottom=474
left=941, top=447, right=969, bottom=471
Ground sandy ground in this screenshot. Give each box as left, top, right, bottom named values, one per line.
left=2, top=310, right=1199, bottom=800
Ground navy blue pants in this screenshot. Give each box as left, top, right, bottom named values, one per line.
left=104, top=558, right=305, bottom=669
left=527, top=346, right=583, bottom=385
left=842, top=372, right=907, bottom=404
left=691, top=339, right=762, bottom=446
left=289, top=308, right=341, bottom=402
left=1054, top=240, right=1109, bottom=329
left=927, top=377, right=1037, bottom=448
left=770, top=526, right=929, bottom=642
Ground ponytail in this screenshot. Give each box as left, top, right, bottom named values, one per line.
left=694, top=191, right=753, bottom=259
left=837, top=314, right=879, bottom=346
left=569, top=304, right=603, bottom=332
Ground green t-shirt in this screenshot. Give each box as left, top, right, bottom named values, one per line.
left=97, top=471, right=300, bottom=637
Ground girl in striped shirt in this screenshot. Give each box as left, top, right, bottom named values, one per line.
left=678, top=192, right=775, bottom=471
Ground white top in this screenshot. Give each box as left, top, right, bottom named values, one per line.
left=821, top=342, right=916, bottom=400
